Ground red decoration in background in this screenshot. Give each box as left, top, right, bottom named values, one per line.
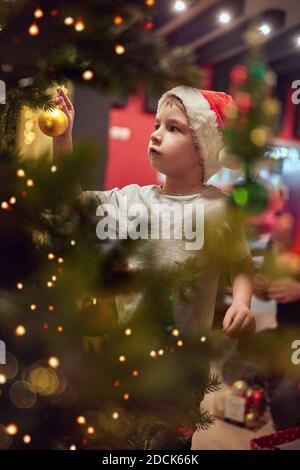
left=50, top=9, right=59, bottom=17
left=230, top=65, right=248, bottom=86
left=251, top=389, right=264, bottom=410
left=143, top=21, right=154, bottom=30
left=235, top=91, right=252, bottom=113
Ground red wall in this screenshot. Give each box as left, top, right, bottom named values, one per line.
left=104, top=86, right=159, bottom=189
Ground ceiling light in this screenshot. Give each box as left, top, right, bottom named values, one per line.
left=259, top=23, right=271, bottom=36
left=174, top=1, right=187, bottom=13
left=218, top=11, right=231, bottom=24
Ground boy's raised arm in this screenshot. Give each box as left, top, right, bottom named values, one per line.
left=52, top=87, right=83, bottom=197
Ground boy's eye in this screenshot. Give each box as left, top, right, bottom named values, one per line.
left=153, top=123, right=179, bottom=132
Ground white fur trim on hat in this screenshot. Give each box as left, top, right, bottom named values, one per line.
left=157, top=86, right=224, bottom=183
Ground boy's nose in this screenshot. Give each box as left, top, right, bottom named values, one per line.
left=150, top=131, right=161, bottom=144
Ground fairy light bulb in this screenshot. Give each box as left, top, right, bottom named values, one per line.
left=48, top=356, right=60, bottom=368
left=34, top=8, right=44, bottom=19
left=115, top=44, right=125, bottom=55
left=15, top=325, right=26, bottom=336
left=28, top=23, right=40, bottom=36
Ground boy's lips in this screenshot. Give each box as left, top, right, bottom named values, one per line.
left=149, top=147, right=161, bottom=155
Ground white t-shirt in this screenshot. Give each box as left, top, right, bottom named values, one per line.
left=85, top=184, right=250, bottom=336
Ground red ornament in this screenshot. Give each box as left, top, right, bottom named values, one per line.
left=251, top=389, right=264, bottom=410
left=143, top=21, right=154, bottom=30
left=50, top=9, right=59, bottom=17
left=230, top=65, right=248, bottom=86
left=235, top=91, right=252, bottom=113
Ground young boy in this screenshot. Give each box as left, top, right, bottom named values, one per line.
left=53, top=85, right=255, bottom=339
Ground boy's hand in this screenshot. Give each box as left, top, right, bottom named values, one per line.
left=53, top=87, right=75, bottom=140
left=268, top=278, right=300, bottom=304
left=223, top=303, right=255, bottom=339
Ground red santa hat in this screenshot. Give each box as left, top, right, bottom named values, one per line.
left=157, top=86, right=234, bottom=182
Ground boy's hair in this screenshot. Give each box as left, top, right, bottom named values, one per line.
left=158, top=94, right=205, bottom=183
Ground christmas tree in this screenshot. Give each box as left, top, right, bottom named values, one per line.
left=0, top=0, right=220, bottom=450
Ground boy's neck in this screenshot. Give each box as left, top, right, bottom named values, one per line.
left=160, top=177, right=205, bottom=195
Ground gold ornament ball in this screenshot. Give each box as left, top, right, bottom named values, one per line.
left=38, top=108, right=68, bottom=137
left=232, top=380, right=248, bottom=397
left=262, top=98, right=280, bottom=117
left=250, top=127, right=269, bottom=147
left=244, top=410, right=258, bottom=429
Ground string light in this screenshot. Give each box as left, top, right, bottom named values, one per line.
left=34, top=8, right=44, bottom=19
left=177, top=340, right=184, bottom=347
left=47, top=281, right=54, bottom=288
left=146, top=0, right=155, bottom=6
left=200, top=336, right=207, bottom=343
left=112, top=412, right=119, bottom=420
left=9, top=197, right=16, bottom=205
left=64, top=17, right=74, bottom=26
left=48, top=305, right=54, bottom=311
left=57, top=326, right=63, bottom=333
left=132, top=370, right=139, bottom=377
left=50, top=165, right=57, bottom=173
left=48, top=253, right=55, bottom=260
left=124, top=328, right=132, bottom=336
left=70, top=240, right=76, bottom=246
left=115, top=44, right=125, bottom=55
left=58, top=257, right=64, bottom=264
left=17, top=282, right=23, bottom=290
left=77, top=416, right=86, bottom=425
left=23, top=434, right=31, bottom=444
left=26, top=179, right=34, bottom=187
left=16, top=169, right=25, bottom=178
left=5, top=424, right=18, bottom=436
left=92, top=298, right=97, bottom=305
left=158, top=349, right=164, bottom=356
left=0, top=374, right=6, bottom=384
left=30, top=304, right=37, bottom=311
left=172, top=328, right=180, bottom=337
left=15, top=325, right=26, bottom=337
left=48, top=356, right=60, bottom=368
left=114, top=379, right=121, bottom=387
left=123, top=393, right=130, bottom=400
left=149, top=350, right=157, bottom=358
left=87, top=426, right=95, bottom=435
left=28, top=23, right=40, bottom=36
left=82, top=69, right=94, bottom=81
left=1, top=202, right=9, bottom=210
left=119, top=355, right=126, bottom=362
left=74, top=18, right=85, bottom=32
left=51, top=275, right=57, bottom=282
left=114, top=15, right=124, bottom=25
left=69, top=445, right=76, bottom=450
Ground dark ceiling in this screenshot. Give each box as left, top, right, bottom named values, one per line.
left=152, top=0, right=300, bottom=90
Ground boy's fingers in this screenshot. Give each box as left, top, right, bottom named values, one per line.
left=224, top=314, right=245, bottom=336
left=223, top=310, right=234, bottom=331
left=57, top=88, right=74, bottom=111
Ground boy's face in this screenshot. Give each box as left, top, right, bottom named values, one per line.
left=148, top=102, right=202, bottom=179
